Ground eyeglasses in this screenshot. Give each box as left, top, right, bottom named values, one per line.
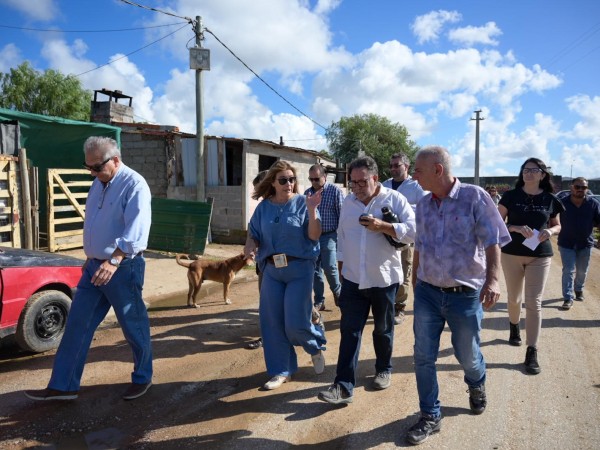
left=308, top=177, right=322, bottom=182
left=348, top=179, right=369, bottom=188
left=389, top=163, right=403, bottom=169
left=83, top=157, right=112, bottom=172
left=522, top=168, right=543, bottom=174
left=276, top=176, right=297, bottom=185
left=573, top=185, right=588, bottom=190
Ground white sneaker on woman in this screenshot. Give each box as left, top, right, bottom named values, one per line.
left=263, top=375, right=289, bottom=390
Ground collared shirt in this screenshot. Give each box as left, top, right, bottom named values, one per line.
left=249, top=194, right=321, bottom=272
left=382, top=176, right=428, bottom=211
left=304, top=182, right=345, bottom=233
left=83, top=163, right=152, bottom=260
left=337, top=184, right=416, bottom=289
left=415, top=179, right=511, bottom=289
left=558, top=196, right=600, bottom=250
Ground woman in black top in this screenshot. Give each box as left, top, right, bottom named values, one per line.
left=498, top=158, right=563, bottom=375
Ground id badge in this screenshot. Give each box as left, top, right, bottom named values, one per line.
left=273, top=253, right=288, bottom=268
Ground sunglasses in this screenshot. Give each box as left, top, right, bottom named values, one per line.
left=522, top=168, right=543, bottom=174
left=573, top=185, right=588, bottom=190
left=277, top=176, right=297, bottom=185
left=83, top=157, right=112, bottom=172
left=308, top=177, right=322, bottom=182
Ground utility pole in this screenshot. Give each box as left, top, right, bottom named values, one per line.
left=470, top=110, right=484, bottom=186
left=190, top=16, right=210, bottom=202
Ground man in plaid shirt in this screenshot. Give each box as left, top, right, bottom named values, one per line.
left=304, top=164, right=345, bottom=310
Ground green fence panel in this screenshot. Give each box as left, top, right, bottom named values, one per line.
left=149, top=198, right=212, bottom=255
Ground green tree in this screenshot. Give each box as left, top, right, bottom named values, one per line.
left=0, top=62, right=92, bottom=121
left=325, top=113, right=419, bottom=179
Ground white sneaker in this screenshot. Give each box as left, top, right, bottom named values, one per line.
left=311, top=350, right=325, bottom=374
left=263, top=375, right=289, bottom=390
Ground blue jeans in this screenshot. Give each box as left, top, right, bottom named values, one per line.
left=49, top=256, right=152, bottom=391
left=260, top=259, right=326, bottom=377
left=313, top=232, right=342, bottom=305
left=413, top=280, right=486, bottom=418
left=334, top=279, right=397, bottom=395
left=559, top=246, right=592, bottom=300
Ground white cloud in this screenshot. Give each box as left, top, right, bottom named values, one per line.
left=411, top=10, right=462, bottom=44
left=449, top=22, right=502, bottom=46
left=313, top=0, right=342, bottom=16
left=0, top=44, right=21, bottom=73
left=0, top=0, right=58, bottom=21
left=566, top=94, right=600, bottom=142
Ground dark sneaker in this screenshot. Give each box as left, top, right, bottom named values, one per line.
left=524, top=346, right=541, bottom=375
left=372, top=371, right=391, bottom=390
left=509, top=322, right=522, bottom=346
left=406, top=414, right=442, bottom=445
left=122, top=382, right=152, bottom=400
left=575, top=291, right=584, bottom=301
left=246, top=338, right=263, bottom=349
left=333, top=292, right=340, bottom=307
left=318, top=383, right=353, bottom=405
left=468, top=384, right=487, bottom=415
left=314, top=302, right=326, bottom=311
left=24, top=388, right=78, bottom=401
left=394, top=311, right=405, bottom=325
left=561, top=299, right=573, bottom=310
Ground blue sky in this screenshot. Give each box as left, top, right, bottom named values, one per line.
left=1, top=0, right=599, bottom=179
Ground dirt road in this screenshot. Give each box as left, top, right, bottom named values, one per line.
left=1, top=244, right=599, bottom=449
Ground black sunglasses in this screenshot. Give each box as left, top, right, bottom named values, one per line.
left=277, top=176, right=297, bottom=185
left=83, top=157, right=112, bottom=172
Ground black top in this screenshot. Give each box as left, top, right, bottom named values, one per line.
left=499, top=188, right=564, bottom=257
left=557, top=196, right=600, bottom=249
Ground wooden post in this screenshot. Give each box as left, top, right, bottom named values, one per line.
left=19, top=148, right=33, bottom=249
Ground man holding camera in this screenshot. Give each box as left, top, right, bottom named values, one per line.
left=318, top=156, right=415, bottom=405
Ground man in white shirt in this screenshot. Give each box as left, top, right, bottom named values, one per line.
left=382, top=152, right=427, bottom=325
left=318, top=156, right=415, bottom=405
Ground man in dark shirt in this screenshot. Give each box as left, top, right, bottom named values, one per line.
left=557, top=177, right=600, bottom=310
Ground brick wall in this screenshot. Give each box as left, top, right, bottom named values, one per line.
left=120, top=132, right=168, bottom=198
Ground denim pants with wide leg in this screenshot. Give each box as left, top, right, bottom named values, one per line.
left=260, top=259, right=326, bottom=377
left=335, top=279, right=397, bottom=396
left=313, top=232, right=342, bottom=305
left=413, top=280, right=485, bottom=418
left=558, top=245, right=592, bottom=300
left=49, top=256, right=152, bottom=391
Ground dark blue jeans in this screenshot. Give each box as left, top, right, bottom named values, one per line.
left=334, top=279, right=398, bottom=395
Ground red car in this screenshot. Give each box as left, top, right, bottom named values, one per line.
left=0, top=247, right=84, bottom=353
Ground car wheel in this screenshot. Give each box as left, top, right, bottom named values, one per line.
left=15, top=290, right=71, bottom=353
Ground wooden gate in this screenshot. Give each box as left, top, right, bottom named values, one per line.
left=0, top=156, right=22, bottom=247
left=47, top=169, right=91, bottom=252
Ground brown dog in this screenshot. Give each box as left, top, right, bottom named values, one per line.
left=176, top=253, right=252, bottom=307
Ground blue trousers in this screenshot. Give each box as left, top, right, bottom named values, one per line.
left=558, top=245, right=592, bottom=300
left=313, top=232, right=342, bottom=305
left=413, top=280, right=486, bottom=418
left=334, top=279, right=397, bottom=395
left=260, top=259, right=326, bottom=377
left=49, top=257, right=152, bottom=391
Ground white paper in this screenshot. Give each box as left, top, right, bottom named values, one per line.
left=522, top=229, right=540, bottom=251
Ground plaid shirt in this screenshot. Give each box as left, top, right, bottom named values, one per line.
left=304, top=182, right=345, bottom=233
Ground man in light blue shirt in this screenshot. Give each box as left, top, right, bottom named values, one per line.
left=25, top=136, right=153, bottom=402
left=382, top=152, right=427, bottom=324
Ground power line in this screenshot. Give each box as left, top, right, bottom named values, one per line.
left=0, top=22, right=188, bottom=33
left=74, top=22, right=190, bottom=77
left=204, top=28, right=328, bottom=132
left=545, top=21, right=600, bottom=69
left=118, top=0, right=193, bottom=22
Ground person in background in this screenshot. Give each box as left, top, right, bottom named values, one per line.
left=405, top=146, right=510, bottom=445
left=318, top=156, right=415, bottom=405
left=304, top=164, right=344, bottom=311
left=498, top=158, right=563, bottom=375
left=557, top=177, right=600, bottom=310
left=244, top=161, right=326, bottom=390
left=486, top=185, right=502, bottom=205
left=25, top=136, right=153, bottom=401
left=382, top=152, right=427, bottom=324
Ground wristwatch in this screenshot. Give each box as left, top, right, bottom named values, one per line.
left=109, top=257, right=121, bottom=268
